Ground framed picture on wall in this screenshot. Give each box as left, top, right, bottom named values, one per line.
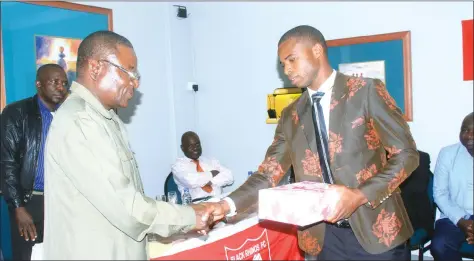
left=0, top=1, right=113, bottom=112
left=462, top=19, right=473, bottom=81
left=327, top=31, right=413, bottom=121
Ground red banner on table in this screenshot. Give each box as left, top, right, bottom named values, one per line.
left=462, top=19, right=473, bottom=81
left=152, top=221, right=304, bottom=260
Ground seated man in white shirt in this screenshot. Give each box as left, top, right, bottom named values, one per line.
left=171, top=131, right=234, bottom=200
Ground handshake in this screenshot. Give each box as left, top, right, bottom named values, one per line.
left=189, top=201, right=231, bottom=234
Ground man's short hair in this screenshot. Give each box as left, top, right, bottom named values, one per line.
left=278, top=25, right=328, bottom=53
left=181, top=131, right=198, bottom=144
left=76, top=30, right=133, bottom=76
left=36, top=63, right=65, bottom=80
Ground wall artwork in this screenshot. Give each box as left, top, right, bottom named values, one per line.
left=338, top=60, right=386, bottom=83
left=35, top=35, right=82, bottom=85
left=462, top=19, right=473, bottom=81
left=327, top=31, right=413, bottom=121
left=0, top=1, right=113, bottom=112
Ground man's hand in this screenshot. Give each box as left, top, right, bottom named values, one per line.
left=190, top=203, right=215, bottom=235
left=211, top=201, right=230, bottom=221
left=14, top=207, right=37, bottom=241
left=457, top=218, right=474, bottom=244
left=325, top=185, right=368, bottom=223
left=210, top=170, right=220, bottom=177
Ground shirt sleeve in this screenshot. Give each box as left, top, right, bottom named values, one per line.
left=171, top=160, right=213, bottom=188
left=357, top=80, right=419, bottom=208
left=210, top=159, right=234, bottom=187
left=222, top=197, right=237, bottom=217
left=48, top=114, right=196, bottom=240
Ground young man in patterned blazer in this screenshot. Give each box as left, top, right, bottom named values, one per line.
left=211, top=25, right=419, bottom=260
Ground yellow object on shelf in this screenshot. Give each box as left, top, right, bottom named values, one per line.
left=265, top=118, right=279, bottom=124
left=266, top=87, right=303, bottom=124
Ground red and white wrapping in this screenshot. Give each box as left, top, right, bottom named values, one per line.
left=258, top=181, right=340, bottom=227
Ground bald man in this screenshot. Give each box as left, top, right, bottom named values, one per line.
left=1, top=64, right=68, bottom=260
left=172, top=131, right=234, bottom=200
left=431, top=112, right=473, bottom=261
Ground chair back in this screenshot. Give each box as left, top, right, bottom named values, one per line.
left=460, top=242, right=474, bottom=258
left=427, top=173, right=434, bottom=209
left=164, top=172, right=182, bottom=204
left=427, top=173, right=439, bottom=220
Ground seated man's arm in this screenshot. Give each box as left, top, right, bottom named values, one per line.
left=171, top=161, right=213, bottom=189
left=209, top=159, right=234, bottom=187
left=433, top=147, right=469, bottom=225
left=50, top=114, right=197, bottom=240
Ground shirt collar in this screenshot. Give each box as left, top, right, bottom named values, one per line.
left=306, top=69, right=337, bottom=98
left=37, top=96, right=54, bottom=113
left=70, top=81, right=114, bottom=120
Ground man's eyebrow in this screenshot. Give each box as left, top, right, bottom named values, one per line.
left=284, top=53, right=294, bottom=60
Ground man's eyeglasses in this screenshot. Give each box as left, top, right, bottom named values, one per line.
left=100, top=59, right=141, bottom=82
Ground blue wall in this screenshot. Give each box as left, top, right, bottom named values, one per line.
left=1, top=197, right=11, bottom=260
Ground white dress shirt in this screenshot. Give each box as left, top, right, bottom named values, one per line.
left=223, top=70, right=337, bottom=215
left=305, top=70, right=336, bottom=136
left=171, top=156, right=234, bottom=200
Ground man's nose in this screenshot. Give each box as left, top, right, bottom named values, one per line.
left=56, top=83, right=66, bottom=92
left=131, top=79, right=139, bottom=89
left=467, top=130, right=474, bottom=139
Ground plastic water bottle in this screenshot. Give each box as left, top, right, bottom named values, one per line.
left=248, top=171, right=253, bottom=178
left=182, top=188, right=192, bottom=205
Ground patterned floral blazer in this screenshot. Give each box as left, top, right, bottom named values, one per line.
left=228, top=72, right=419, bottom=255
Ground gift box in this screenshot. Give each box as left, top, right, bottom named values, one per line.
left=258, top=181, right=340, bottom=227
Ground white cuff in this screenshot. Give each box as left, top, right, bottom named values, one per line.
left=223, top=197, right=237, bottom=217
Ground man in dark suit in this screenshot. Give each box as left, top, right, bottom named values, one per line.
left=399, top=150, right=435, bottom=237
left=211, top=25, right=419, bottom=260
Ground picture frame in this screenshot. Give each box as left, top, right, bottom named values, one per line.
left=462, top=19, right=473, bottom=81
left=0, top=1, right=113, bottom=111
left=327, top=31, right=413, bottom=121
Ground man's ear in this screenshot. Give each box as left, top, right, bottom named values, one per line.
left=311, top=43, right=323, bottom=59
left=35, top=80, right=41, bottom=89
left=88, top=59, right=101, bottom=81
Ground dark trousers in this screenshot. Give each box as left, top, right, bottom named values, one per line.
left=8, top=195, right=43, bottom=261
left=430, top=216, right=473, bottom=261
left=306, top=224, right=410, bottom=260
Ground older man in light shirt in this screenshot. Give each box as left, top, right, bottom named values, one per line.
left=172, top=131, right=234, bottom=200
left=43, top=31, right=216, bottom=260
left=431, top=112, right=474, bottom=261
